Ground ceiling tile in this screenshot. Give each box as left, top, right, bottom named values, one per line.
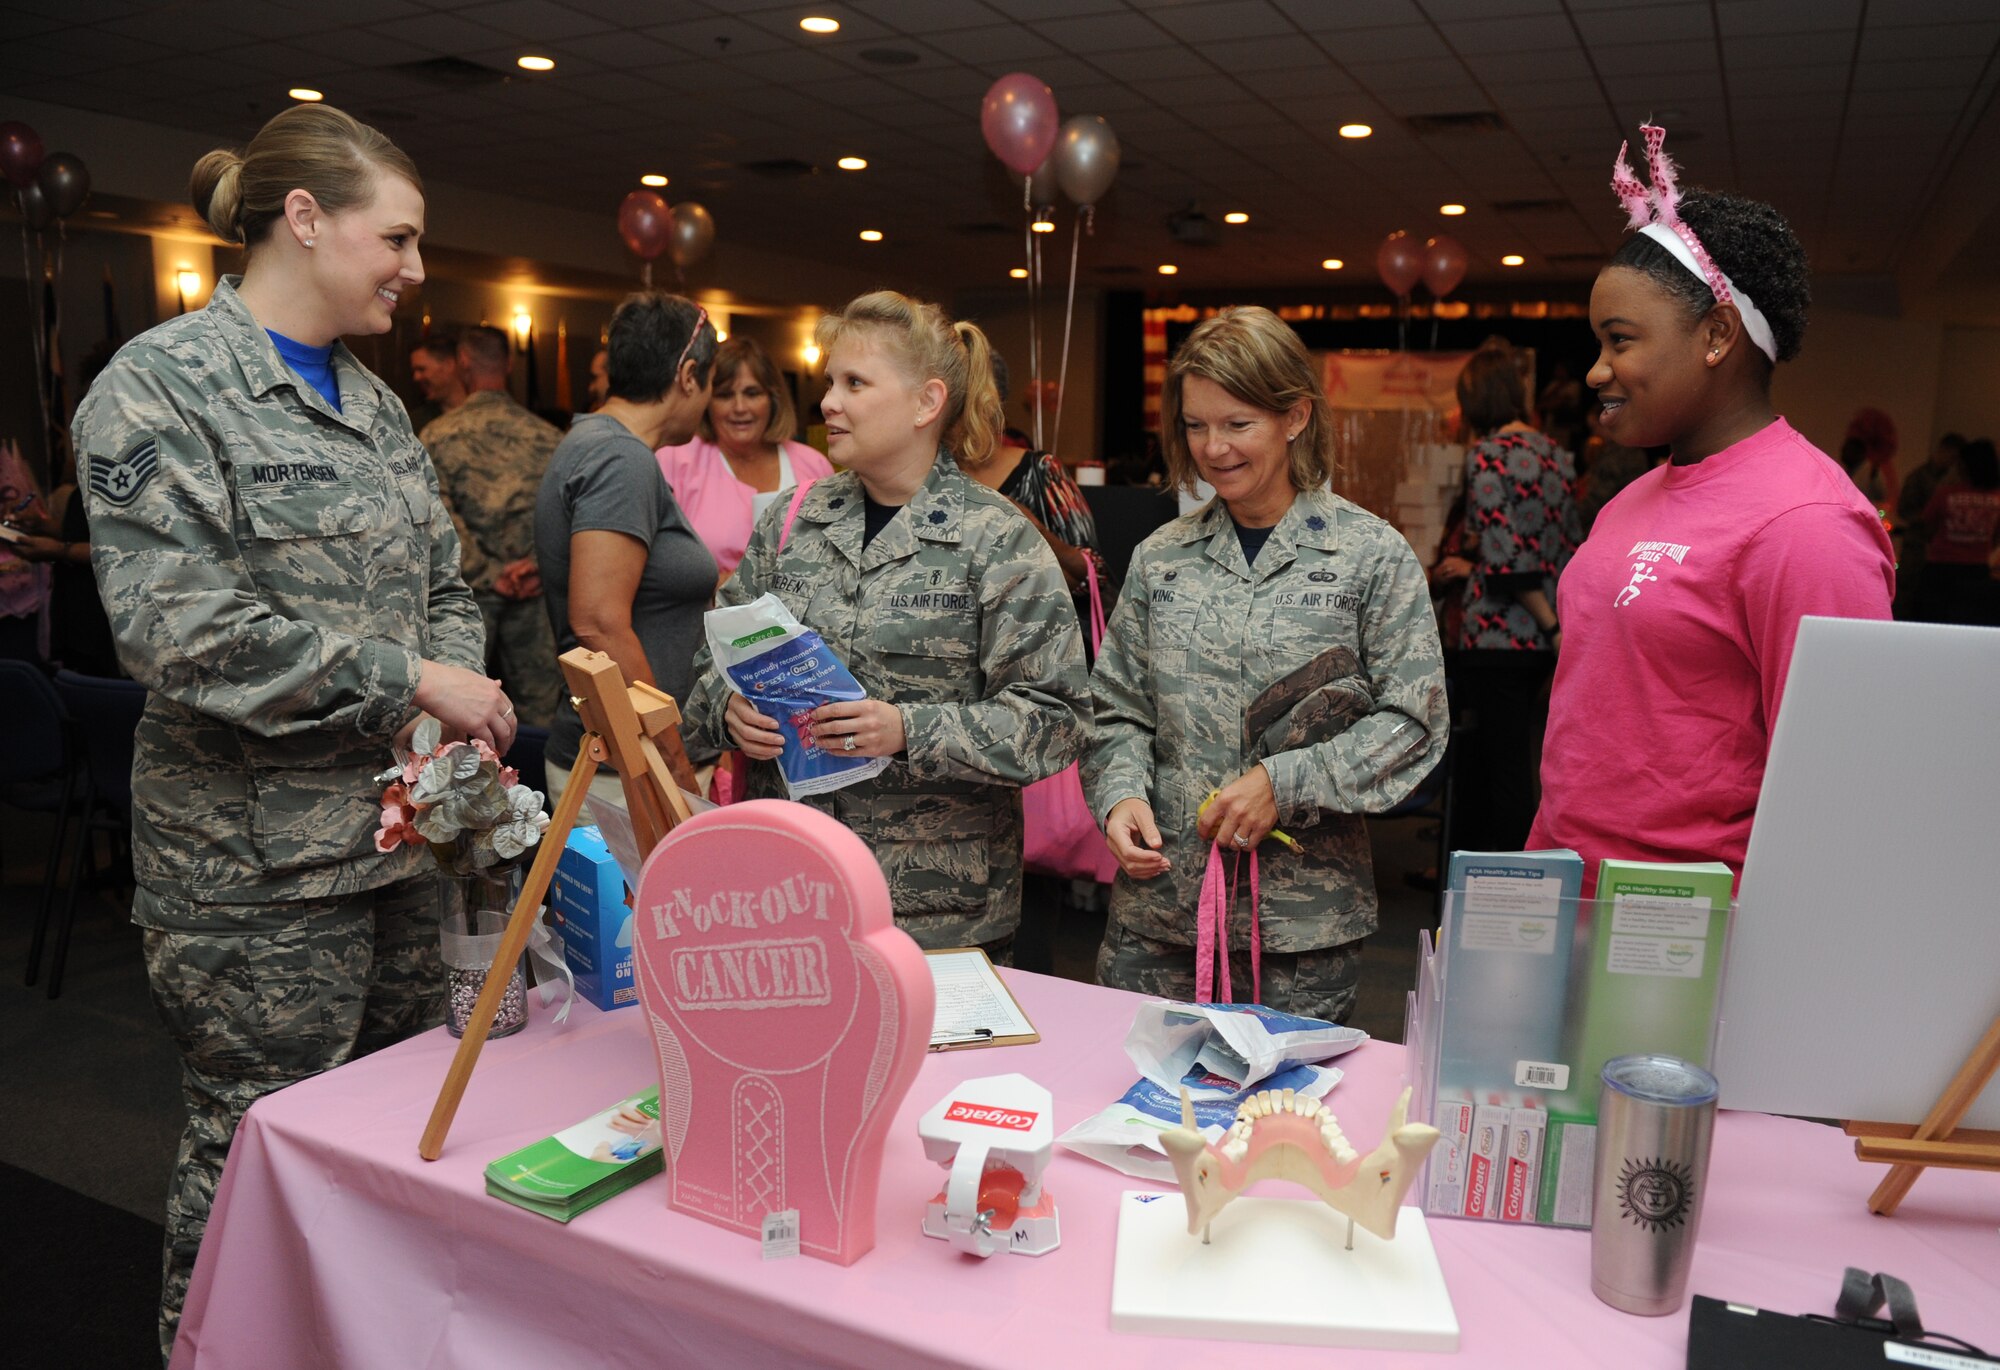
left=1037, top=12, right=1171, bottom=51
left=1204, top=34, right=1329, bottom=72
left=1575, top=3, right=1714, bottom=46
left=1866, top=0, right=2000, bottom=24
left=1853, top=55, right=1990, bottom=91
left=1419, top=0, right=1564, bottom=17
left=1438, top=13, right=1578, bottom=54
left=1362, top=55, right=1472, bottom=89
left=1591, top=39, right=1718, bottom=75
left=919, top=23, right=1059, bottom=63
left=1499, top=77, right=1610, bottom=110
left=1089, top=46, right=1217, bottom=82
left=1148, top=0, right=1293, bottom=43
left=1461, top=46, right=1593, bottom=82
left=1053, top=80, right=1155, bottom=112
left=544, top=30, right=691, bottom=68
left=1860, top=20, right=2000, bottom=61
left=1726, top=62, right=1849, bottom=94
left=455, top=0, right=617, bottom=39
left=1309, top=24, right=1452, bottom=64
left=1727, top=28, right=1857, bottom=67
left=1247, top=63, right=1359, bottom=96
left=1718, top=0, right=1861, bottom=36
left=848, top=0, right=999, bottom=30
left=1272, top=0, right=1424, bottom=28
left=1381, top=82, right=1491, bottom=116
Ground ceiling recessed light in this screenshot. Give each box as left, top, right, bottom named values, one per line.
left=800, top=16, right=839, bottom=33
left=1009, top=267, right=1029, bottom=279
left=1031, top=219, right=1055, bottom=233
left=1339, top=123, right=1372, bottom=139
left=289, top=87, right=323, bottom=102
left=640, top=173, right=669, bottom=187
left=859, top=229, right=883, bottom=242
left=1223, top=212, right=1249, bottom=225
left=1157, top=264, right=1178, bottom=275
left=1440, top=203, right=1466, bottom=216
left=836, top=156, right=868, bottom=171
left=1321, top=258, right=1344, bottom=270
left=517, top=55, right=555, bottom=71
left=1501, top=254, right=1525, bottom=267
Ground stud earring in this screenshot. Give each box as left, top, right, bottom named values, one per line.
left=303, top=238, right=315, bottom=247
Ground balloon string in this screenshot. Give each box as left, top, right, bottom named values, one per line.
left=1025, top=206, right=1042, bottom=450
left=1052, top=212, right=1080, bottom=459
left=19, top=220, right=51, bottom=468
left=642, top=260, right=651, bottom=288
left=49, top=221, right=66, bottom=459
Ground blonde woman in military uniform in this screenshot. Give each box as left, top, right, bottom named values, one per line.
left=685, top=291, right=1089, bottom=956
left=1084, top=307, right=1448, bottom=1023
left=71, top=105, right=504, bottom=1360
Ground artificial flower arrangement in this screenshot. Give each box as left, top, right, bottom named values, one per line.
left=375, top=716, right=550, bottom=874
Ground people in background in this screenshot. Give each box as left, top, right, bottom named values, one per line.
left=73, top=103, right=500, bottom=1360
left=420, top=324, right=564, bottom=725
left=1530, top=130, right=1894, bottom=892
left=1575, top=403, right=1653, bottom=534
left=1838, top=406, right=1899, bottom=511
left=587, top=346, right=610, bottom=410
left=1893, top=431, right=1963, bottom=619
left=1916, top=436, right=2000, bottom=626
left=1452, top=340, right=1581, bottom=854
left=534, top=291, right=718, bottom=810
left=686, top=290, right=1088, bottom=958
left=1, top=455, right=125, bottom=677
left=1085, top=306, right=1448, bottom=1023
left=656, top=335, right=833, bottom=580
left=408, top=329, right=465, bottom=426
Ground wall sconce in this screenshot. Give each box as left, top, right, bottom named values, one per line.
left=175, top=267, right=202, bottom=314
left=801, top=343, right=821, bottom=369
left=511, top=307, right=532, bottom=346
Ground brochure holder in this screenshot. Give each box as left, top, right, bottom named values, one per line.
left=1405, top=890, right=1735, bottom=1227
left=419, top=648, right=698, bottom=1161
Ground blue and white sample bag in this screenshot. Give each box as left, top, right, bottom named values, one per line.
left=1126, top=1001, right=1368, bottom=1093
left=705, top=594, right=890, bottom=799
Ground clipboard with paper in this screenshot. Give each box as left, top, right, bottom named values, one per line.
left=925, top=948, right=1040, bottom=1051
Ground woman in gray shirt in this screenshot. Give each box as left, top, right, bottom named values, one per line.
left=535, top=291, right=718, bottom=806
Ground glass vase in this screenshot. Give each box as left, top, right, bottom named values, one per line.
left=439, top=866, right=528, bottom=1039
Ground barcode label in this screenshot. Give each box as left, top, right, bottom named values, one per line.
left=761, top=1209, right=800, bottom=1261
left=1515, top=1061, right=1570, bottom=1091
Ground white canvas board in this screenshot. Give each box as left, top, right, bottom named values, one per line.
left=1110, top=1193, right=1458, bottom=1352
left=1719, top=617, right=2000, bottom=1129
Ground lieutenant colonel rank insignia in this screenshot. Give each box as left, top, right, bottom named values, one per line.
left=91, top=438, right=160, bottom=507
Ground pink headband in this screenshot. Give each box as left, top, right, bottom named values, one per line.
left=1612, top=124, right=1777, bottom=363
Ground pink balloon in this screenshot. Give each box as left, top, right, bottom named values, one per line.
left=0, top=121, right=43, bottom=190
left=981, top=73, right=1059, bottom=177
left=1376, top=231, right=1423, bottom=297
left=1423, top=235, right=1468, bottom=297
left=618, top=189, right=671, bottom=260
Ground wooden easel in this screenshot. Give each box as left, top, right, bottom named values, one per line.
left=418, top=647, right=698, bottom=1161
left=1843, top=1011, right=2000, bottom=1214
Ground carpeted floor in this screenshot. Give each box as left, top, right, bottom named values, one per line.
left=0, top=1161, right=163, bottom=1368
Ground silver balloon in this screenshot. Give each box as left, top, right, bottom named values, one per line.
left=15, top=181, right=53, bottom=231
left=1053, top=115, right=1120, bottom=208
left=35, top=151, right=89, bottom=219
left=1026, top=156, right=1058, bottom=213
left=669, top=201, right=714, bottom=268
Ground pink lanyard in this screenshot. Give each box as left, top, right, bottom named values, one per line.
left=1194, top=843, right=1261, bottom=1005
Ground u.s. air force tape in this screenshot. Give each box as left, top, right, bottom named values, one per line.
left=90, top=438, right=160, bottom=507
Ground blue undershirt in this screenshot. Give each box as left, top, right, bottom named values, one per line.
left=265, top=329, right=342, bottom=412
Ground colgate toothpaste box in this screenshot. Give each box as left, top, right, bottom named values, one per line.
left=1501, top=1107, right=1546, bottom=1221
left=1427, top=1096, right=1475, bottom=1216
left=1463, top=1104, right=1510, bottom=1220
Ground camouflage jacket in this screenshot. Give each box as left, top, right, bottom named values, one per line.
left=73, top=276, right=485, bottom=919
left=684, top=452, right=1089, bottom=948
left=1083, top=490, right=1448, bottom=952
left=419, top=388, right=560, bottom=595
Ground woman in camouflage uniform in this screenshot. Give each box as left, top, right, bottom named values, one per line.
left=1084, top=307, right=1448, bottom=1023
left=685, top=291, right=1089, bottom=956
left=71, top=105, right=504, bottom=1360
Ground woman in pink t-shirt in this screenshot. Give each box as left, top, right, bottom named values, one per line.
left=1917, top=437, right=2000, bottom=626
left=657, top=336, right=834, bottom=579
left=1527, top=126, right=1894, bottom=890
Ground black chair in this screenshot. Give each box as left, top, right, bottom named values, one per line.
left=0, top=660, right=84, bottom=986
left=43, top=670, right=145, bottom=998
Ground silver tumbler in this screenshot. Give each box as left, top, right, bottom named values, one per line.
left=1589, top=1054, right=1718, bottom=1316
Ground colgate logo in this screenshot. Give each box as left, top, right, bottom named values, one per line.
left=944, top=1101, right=1037, bottom=1130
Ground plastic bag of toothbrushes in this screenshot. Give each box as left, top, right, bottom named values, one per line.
left=704, top=593, right=890, bottom=799
left=1126, top=1001, right=1367, bottom=1094
left=1054, top=1062, right=1345, bottom=1183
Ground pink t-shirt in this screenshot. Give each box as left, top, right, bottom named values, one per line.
left=655, top=437, right=834, bottom=576
left=1527, top=418, right=1894, bottom=892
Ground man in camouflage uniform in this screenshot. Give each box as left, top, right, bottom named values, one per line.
left=421, top=325, right=563, bottom=725
left=684, top=451, right=1089, bottom=954
left=1084, top=489, right=1448, bottom=1023
left=72, top=276, right=485, bottom=1360
left=408, top=329, right=466, bottom=429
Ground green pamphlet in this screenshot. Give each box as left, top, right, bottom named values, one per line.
left=485, top=1086, right=664, bottom=1223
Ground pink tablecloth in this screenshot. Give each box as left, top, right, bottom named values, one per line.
left=174, top=971, right=2000, bottom=1368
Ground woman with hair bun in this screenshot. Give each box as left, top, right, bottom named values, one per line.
left=1528, top=125, right=1895, bottom=889
left=684, top=290, right=1089, bottom=956
left=70, top=103, right=496, bottom=1359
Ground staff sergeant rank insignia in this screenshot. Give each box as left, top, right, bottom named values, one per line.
left=91, top=437, right=160, bottom=508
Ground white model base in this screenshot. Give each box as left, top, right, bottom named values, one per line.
left=1110, top=1192, right=1458, bottom=1352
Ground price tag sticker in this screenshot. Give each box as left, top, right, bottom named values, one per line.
left=761, top=1208, right=800, bottom=1261
left=1515, top=1060, right=1570, bottom=1091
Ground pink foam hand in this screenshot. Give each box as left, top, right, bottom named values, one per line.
left=630, top=799, right=934, bottom=1265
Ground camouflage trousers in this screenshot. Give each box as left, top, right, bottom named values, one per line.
left=137, top=876, right=446, bottom=1365
left=477, top=589, right=562, bottom=729
left=1095, top=919, right=1364, bottom=1025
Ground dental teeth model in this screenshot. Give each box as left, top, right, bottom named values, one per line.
left=1159, top=1085, right=1440, bottom=1247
